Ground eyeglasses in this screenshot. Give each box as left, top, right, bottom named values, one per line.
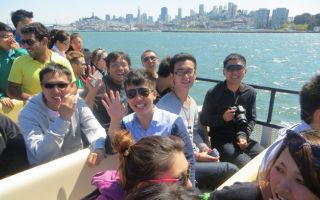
left=42, top=82, right=69, bottom=89
left=174, top=69, right=195, bottom=77
left=143, top=56, right=157, bottom=62
left=21, top=38, right=36, bottom=46
left=148, top=169, right=190, bottom=186
left=0, top=34, right=15, bottom=39
left=126, top=87, right=152, bottom=99
left=285, top=130, right=320, bottom=168
left=225, top=64, right=245, bottom=72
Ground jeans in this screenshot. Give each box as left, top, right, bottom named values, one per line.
left=213, top=139, right=264, bottom=168
left=195, top=161, right=239, bottom=189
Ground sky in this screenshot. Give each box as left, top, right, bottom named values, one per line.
left=1, top=0, right=319, bottom=25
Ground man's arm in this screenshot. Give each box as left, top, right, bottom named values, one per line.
left=236, top=90, right=257, bottom=140
left=199, top=87, right=226, bottom=127
left=7, top=82, right=31, bottom=101
left=19, top=112, right=70, bottom=165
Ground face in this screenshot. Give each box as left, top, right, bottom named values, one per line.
left=142, top=52, right=159, bottom=74
left=72, top=57, right=86, bottom=77
left=0, top=31, right=15, bottom=51
left=96, top=52, right=107, bottom=71
left=56, top=38, right=70, bottom=52
left=160, top=151, right=191, bottom=188
left=21, top=33, right=46, bottom=59
left=70, top=36, right=83, bottom=51
left=126, top=83, right=156, bottom=116
left=223, top=59, right=247, bottom=85
left=41, top=72, right=70, bottom=111
left=107, top=57, right=130, bottom=85
left=269, top=148, right=319, bottom=200
left=173, top=60, right=196, bottom=92
left=16, top=18, right=32, bottom=33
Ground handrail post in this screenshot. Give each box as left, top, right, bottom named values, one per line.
left=267, top=90, right=276, bottom=123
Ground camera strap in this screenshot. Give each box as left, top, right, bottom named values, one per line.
left=234, top=94, right=240, bottom=106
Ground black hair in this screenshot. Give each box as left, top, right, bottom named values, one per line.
left=125, top=183, right=200, bottom=200
left=124, top=69, right=156, bottom=91
left=223, top=53, right=246, bottom=68
left=157, top=56, right=171, bottom=78
left=0, top=22, right=13, bottom=32
left=20, top=22, right=48, bottom=41
left=141, top=49, right=158, bottom=61
left=300, top=74, right=320, bottom=123
left=48, top=29, right=69, bottom=49
left=39, top=63, right=72, bottom=83
left=105, top=51, right=131, bottom=68
left=11, top=9, right=33, bottom=28
left=169, top=53, right=197, bottom=74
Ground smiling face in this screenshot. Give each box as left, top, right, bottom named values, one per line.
left=126, top=83, right=156, bottom=116
left=107, top=57, right=130, bottom=85
left=41, top=72, right=70, bottom=111
left=21, top=33, right=46, bottom=60
left=142, top=51, right=159, bottom=75
left=223, top=59, right=247, bottom=85
left=173, top=60, right=196, bottom=92
left=269, top=148, right=319, bottom=200
left=0, top=31, right=15, bottom=52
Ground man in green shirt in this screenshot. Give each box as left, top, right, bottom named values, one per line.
left=7, top=22, right=75, bottom=101
left=0, top=22, right=27, bottom=108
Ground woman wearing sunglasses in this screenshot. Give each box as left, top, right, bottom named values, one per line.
left=88, top=130, right=191, bottom=200
left=207, top=129, right=320, bottom=200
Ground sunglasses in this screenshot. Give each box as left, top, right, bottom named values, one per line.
left=42, top=82, right=69, bottom=89
left=225, top=64, right=245, bottom=72
left=126, top=88, right=152, bottom=99
left=143, top=56, right=157, bottom=62
left=21, top=39, right=36, bottom=46
left=285, top=130, right=320, bottom=167
left=174, top=69, right=195, bottom=77
left=148, top=170, right=190, bottom=186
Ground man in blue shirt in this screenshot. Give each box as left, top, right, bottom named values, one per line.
left=102, top=69, right=195, bottom=187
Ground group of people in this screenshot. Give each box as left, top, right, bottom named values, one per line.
left=0, top=9, right=319, bottom=200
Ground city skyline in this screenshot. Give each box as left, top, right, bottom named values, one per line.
left=1, top=0, right=319, bottom=25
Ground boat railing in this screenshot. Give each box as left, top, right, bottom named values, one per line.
left=196, top=77, right=300, bottom=147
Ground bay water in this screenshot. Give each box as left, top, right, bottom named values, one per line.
left=81, top=32, right=320, bottom=126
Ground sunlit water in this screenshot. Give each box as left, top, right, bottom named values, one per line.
left=81, top=32, right=320, bottom=126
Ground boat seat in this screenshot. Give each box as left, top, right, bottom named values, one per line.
left=0, top=149, right=118, bottom=200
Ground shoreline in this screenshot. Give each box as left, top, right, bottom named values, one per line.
left=69, top=30, right=316, bottom=33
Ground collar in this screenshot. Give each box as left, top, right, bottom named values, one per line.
left=222, top=80, right=246, bottom=93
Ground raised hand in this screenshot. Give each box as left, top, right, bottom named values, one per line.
left=101, top=90, right=126, bottom=122
left=58, top=93, right=77, bottom=121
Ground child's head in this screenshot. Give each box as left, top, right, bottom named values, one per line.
left=112, top=130, right=189, bottom=192
left=260, top=129, right=320, bottom=199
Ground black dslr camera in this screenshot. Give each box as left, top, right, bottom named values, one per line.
left=232, top=105, right=247, bottom=126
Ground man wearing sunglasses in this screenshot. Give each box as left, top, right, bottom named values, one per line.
left=200, top=53, right=264, bottom=168
left=260, top=73, right=320, bottom=172
left=0, top=22, right=27, bottom=109
left=11, top=9, right=33, bottom=46
left=102, top=69, right=195, bottom=187
left=141, top=49, right=159, bottom=79
left=7, top=22, right=75, bottom=102
left=18, top=63, right=106, bottom=166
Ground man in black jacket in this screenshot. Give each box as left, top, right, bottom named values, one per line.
left=200, top=53, right=264, bottom=168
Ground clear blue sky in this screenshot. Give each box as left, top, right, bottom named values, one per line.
left=1, top=0, right=319, bottom=25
